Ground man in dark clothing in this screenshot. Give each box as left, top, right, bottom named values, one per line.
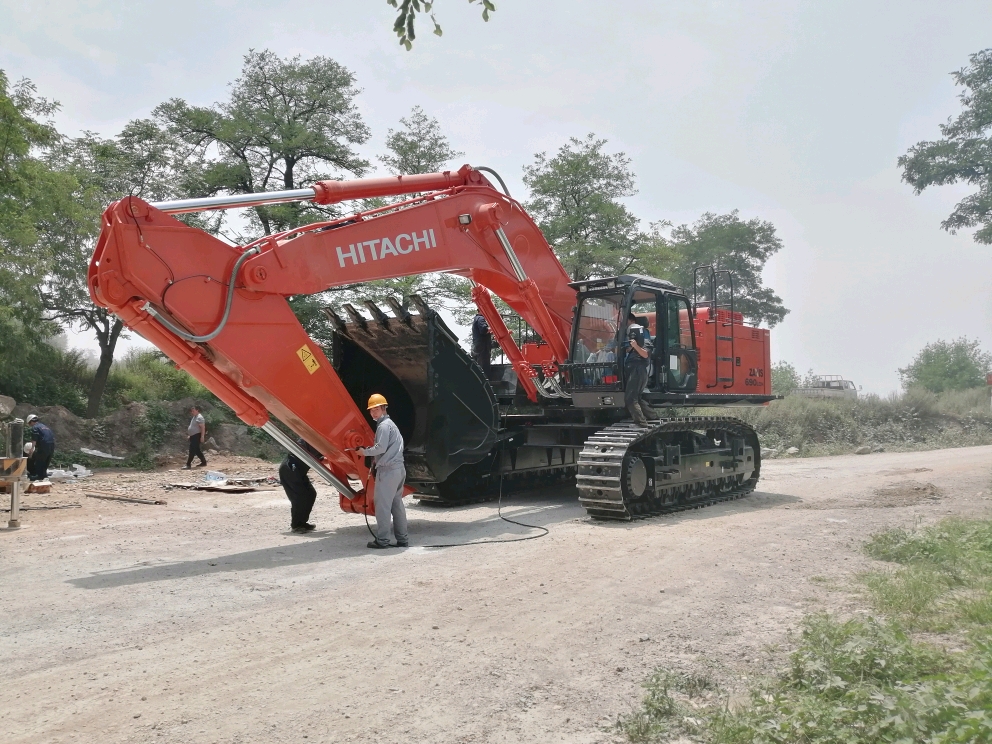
left=623, top=314, right=659, bottom=426
left=279, top=439, right=323, bottom=534
left=471, top=312, right=494, bottom=378
left=25, top=413, right=55, bottom=481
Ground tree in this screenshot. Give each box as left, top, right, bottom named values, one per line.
left=388, top=0, right=495, bottom=50
left=154, top=49, right=371, bottom=241
left=380, top=106, right=463, bottom=176
left=898, top=337, right=992, bottom=393
left=771, top=361, right=800, bottom=396
left=0, top=70, right=92, bottom=411
left=523, top=134, right=657, bottom=281
left=152, top=50, right=372, bottom=345
left=39, top=122, right=187, bottom=417
left=665, top=211, right=789, bottom=328
left=328, top=106, right=467, bottom=321
left=899, top=49, right=992, bottom=244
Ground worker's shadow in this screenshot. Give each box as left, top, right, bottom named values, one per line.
left=66, top=488, right=582, bottom=591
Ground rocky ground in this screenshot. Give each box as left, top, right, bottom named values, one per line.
left=2, top=447, right=991, bottom=744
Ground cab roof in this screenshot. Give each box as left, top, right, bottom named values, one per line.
left=568, top=274, right=682, bottom=294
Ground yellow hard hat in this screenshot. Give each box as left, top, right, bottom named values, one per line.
left=367, top=393, right=388, bottom=409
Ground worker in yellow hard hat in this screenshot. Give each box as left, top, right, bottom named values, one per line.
left=357, top=393, right=408, bottom=549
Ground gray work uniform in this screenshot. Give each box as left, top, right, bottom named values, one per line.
left=364, top=414, right=408, bottom=546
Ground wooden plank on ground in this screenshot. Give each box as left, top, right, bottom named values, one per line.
left=85, top=490, right=167, bottom=505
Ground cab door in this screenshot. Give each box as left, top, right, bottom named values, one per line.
left=662, top=294, right=698, bottom=392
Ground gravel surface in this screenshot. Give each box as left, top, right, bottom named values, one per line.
left=2, top=447, right=991, bottom=743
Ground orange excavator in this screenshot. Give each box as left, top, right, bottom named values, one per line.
left=89, top=165, right=773, bottom=520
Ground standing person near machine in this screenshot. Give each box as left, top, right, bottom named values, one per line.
left=358, top=393, right=408, bottom=549
left=25, top=414, right=55, bottom=481
left=471, top=312, right=494, bottom=378
left=184, top=405, right=207, bottom=469
left=624, top=313, right=659, bottom=426
left=279, top=439, right=323, bottom=533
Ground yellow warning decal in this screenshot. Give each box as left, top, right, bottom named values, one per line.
left=296, top=344, right=320, bottom=374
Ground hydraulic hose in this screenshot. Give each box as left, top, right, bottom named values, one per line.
left=476, top=167, right=511, bottom=197
left=142, top=247, right=260, bottom=343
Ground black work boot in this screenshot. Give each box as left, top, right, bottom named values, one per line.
left=626, top=403, right=649, bottom=427
left=639, top=402, right=661, bottom=421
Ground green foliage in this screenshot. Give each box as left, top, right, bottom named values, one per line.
left=619, top=670, right=715, bottom=742
left=154, top=49, right=370, bottom=240
left=721, top=388, right=992, bottom=456
left=523, top=134, right=659, bottom=281
left=388, top=0, right=495, bottom=50
left=137, top=401, right=174, bottom=449
left=0, top=326, right=89, bottom=414
left=103, top=349, right=210, bottom=407
left=899, top=48, right=992, bottom=243
left=862, top=519, right=992, bottom=632
left=329, top=106, right=469, bottom=319
left=899, top=337, right=992, bottom=393
left=380, top=105, right=463, bottom=175
left=623, top=519, right=992, bottom=744
left=665, top=210, right=788, bottom=328
left=771, top=360, right=800, bottom=396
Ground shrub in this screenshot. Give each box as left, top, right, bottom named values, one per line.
left=898, top=337, right=992, bottom=393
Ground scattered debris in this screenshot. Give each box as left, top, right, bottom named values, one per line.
left=854, top=446, right=872, bottom=455
left=167, top=482, right=277, bottom=493
left=85, top=490, right=167, bottom=506
left=26, top=480, right=52, bottom=494
left=785, top=447, right=800, bottom=455
left=80, top=447, right=124, bottom=460
left=48, top=464, right=93, bottom=482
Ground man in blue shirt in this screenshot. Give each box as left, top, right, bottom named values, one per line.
left=25, top=414, right=55, bottom=481
left=624, top=314, right=660, bottom=426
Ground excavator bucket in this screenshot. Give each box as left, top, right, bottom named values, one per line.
left=326, top=295, right=499, bottom=492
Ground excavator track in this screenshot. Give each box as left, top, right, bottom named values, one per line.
left=576, top=416, right=761, bottom=521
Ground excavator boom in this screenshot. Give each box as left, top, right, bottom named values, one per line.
left=88, top=166, right=577, bottom=513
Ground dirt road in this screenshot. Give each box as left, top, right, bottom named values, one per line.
left=2, top=446, right=990, bottom=743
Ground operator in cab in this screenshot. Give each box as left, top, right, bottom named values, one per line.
left=624, top=313, right=659, bottom=426
left=357, top=394, right=409, bottom=549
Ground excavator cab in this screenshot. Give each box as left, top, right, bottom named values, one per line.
left=566, top=275, right=698, bottom=409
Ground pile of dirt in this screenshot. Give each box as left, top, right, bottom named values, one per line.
left=9, top=398, right=282, bottom=464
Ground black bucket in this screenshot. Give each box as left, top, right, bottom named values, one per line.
left=327, top=295, right=498, bottom=489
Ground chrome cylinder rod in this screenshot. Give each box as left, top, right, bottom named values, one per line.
left=261, top=421, right=354, bottom=497
left=494, top=226, right=527, bottom=281
left=149, top=188, right=317, bottom=215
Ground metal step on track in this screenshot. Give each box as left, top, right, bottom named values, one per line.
left=576, top=416, right=761, bottom=521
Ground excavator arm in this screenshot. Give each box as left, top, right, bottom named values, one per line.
left=88, top=165, right=577, bottom=514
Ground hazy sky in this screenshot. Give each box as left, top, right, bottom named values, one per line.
left=3, top=0, right=991, bottom=394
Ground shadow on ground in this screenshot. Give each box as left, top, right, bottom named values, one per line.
left=67, top=487, right=582, bottom=590
left=66, top=488, right=802, bottom=590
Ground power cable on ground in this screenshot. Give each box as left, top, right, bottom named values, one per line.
left=360, top=415, right=549, bottom=548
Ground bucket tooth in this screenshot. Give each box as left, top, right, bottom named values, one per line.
left=364, top=300, right=395, bottom=334
left=343, top=304, right=368, bottom=333
left=386, top=297, right=414, bottom=328
left=409, top=293, right=430, bottom=320
left=324, top=307, right=349, bottom=335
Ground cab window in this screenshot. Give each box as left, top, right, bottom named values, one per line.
left=665, top=296, right=693, bottom=348
left=572, top=294, right=621, bottom=362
